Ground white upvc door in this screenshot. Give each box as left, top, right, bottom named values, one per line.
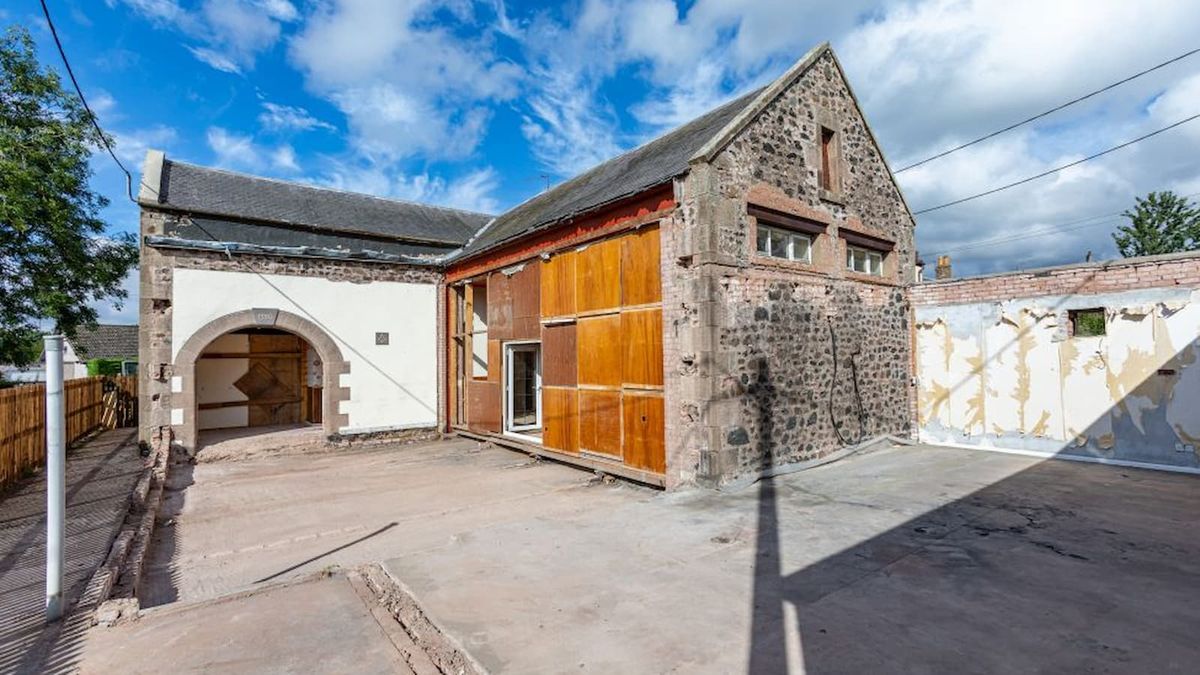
left=504, top=342, right=542, bottom=433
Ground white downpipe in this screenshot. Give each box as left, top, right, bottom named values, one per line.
left=44, top=335, right=65, bottom=622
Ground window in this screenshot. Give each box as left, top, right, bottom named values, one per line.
left=846, top=245, right=883, bottom=276
left=1069, top=308, right=1106, bottom=337
left=756, top=223, right=813, bottom=263
left=471, top=283, right=488, bottom=378
left=819, top=127, right=837, bottom=192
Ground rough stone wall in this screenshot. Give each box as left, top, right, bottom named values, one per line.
left=138, top=207, right=442, bottom=449
left=670, top=49, right=917, bottom=487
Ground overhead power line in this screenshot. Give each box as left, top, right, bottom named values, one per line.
left=929, top=190, right=1200, bottom=256
left=895, top=46, right=1200, bottom=173
left=912, top=113, right=1200, bottom=215
left=39, top=0, right=136, bottom=203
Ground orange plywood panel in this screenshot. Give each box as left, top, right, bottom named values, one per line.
left=509, top=263, right=541, bottom=340
left=487, top=339, right=502, bottom=383
left=486, top=272, right=513, bottom=341
left=466, top=380, right=501, bottom=433
left=622, top=393, right=665, bottom=473
left=578, top=389, right=621, bottom=458
left=575, top=237, right=622, bottom=314
left=577, top=314, right=622, bottom=388
left=540, top=251, right=576, bottom=318
left=543, top=387, right=579, bottom=454
left=542, top=323, right=577, bottom=387
left=621, top=308, right=663, bottom=388
left=621, top=225, right=661, bottom=306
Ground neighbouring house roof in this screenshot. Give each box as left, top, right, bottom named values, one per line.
left=458, top=88, right=764, bottom=257
left=69, top=324, right=138, bottom=360
left=139, top=158, right=493, bottom=249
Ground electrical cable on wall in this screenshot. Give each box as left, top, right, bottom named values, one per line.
left=827, top=317, right=868, bottom=447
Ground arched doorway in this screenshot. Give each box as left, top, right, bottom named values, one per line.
left=174, top=309, right=349, bottom=452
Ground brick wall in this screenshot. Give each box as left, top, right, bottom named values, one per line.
left=911, top=252, right=1200, bottom=307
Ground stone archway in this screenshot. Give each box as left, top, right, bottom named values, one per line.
left=173, top=309, right=350, bottom=451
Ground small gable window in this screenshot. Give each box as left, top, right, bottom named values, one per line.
left=819, top=127, right=838, bottom=192
left=757, top=224, right=812, bottom=263
left=846, top=245, right=883, bottom=276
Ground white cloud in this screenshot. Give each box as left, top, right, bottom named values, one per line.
left=205, top=127, right=299, bottom=174
left=114, top=0, right=297, bottom=73
left=271, top=145, right=299, bottom=171
left=316, top=163, right=501, bottom=214
left=288, top=0, right=520, bottom=160
left=185, top=46, right=242, bottom=74
left=258, top=102, right=336, bottom=133
left=113, top=125, right=178, bottom=165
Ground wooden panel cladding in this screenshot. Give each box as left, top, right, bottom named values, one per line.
left=466, top=380, right=501, bottom=433
left=578, top=389, right=621, bottom=457
left=621, top=308, right=663, bottom=388
left=577, top=314, right=622, bottom=388
left=508, top=263, right=541, bottom=340
left=542, top=387, right=579, bottom=454
left=621, top=225, right=662, bottom=306
left=575, top=237, right=623, bottom=314
left=622, top=393, right=665, bottom=473
left=487, top=340, right=502, bottom=383
left=486, top=273, right=512, bottom=340
left=540, top=250, right=576, bottom=318
left=542, top=323, right=577, bottom=387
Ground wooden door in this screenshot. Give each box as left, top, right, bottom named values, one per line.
left=236, top=333, right=302, bottom=426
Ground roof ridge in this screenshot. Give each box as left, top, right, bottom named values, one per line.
left=165, top=159, right=495, bottom=219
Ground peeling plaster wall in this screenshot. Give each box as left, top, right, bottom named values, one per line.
left=914, top=284, right=1200, bottom=468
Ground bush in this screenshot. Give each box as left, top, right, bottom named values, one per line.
left=86, top=358, right=124, bottom=376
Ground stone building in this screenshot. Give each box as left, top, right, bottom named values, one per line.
left=138, top=43, right=917, bottom=488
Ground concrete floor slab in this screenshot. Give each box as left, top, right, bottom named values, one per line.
left=82, top=572, right=414, bottom=674
left=90, top=436, right=1200, bottom=673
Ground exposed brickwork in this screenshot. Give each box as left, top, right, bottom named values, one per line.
left=911, top=252, right=1200, bottom=307
left=669, top=49, right=917, bottom=487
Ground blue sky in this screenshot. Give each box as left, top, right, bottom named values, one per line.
left=7, top=0, right=1200, bottom=323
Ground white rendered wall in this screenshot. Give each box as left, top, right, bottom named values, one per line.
left=173, top=268, right=438, bottom=432
left=196, top=333, right=249, bottom=430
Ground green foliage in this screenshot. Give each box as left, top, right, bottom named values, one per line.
left=1071, top=309, right=1106, bottom=338
left=86, top=358, right=124, bottom=376
left=0, top=26, right=138, bottom=364
left=1111, top=191, right=1200, bottom=258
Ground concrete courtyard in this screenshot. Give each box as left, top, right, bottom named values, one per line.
left=81, top=437, right=1200, bottom=673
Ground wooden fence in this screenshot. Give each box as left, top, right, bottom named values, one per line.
left=0, top=375, right=138, bottom=490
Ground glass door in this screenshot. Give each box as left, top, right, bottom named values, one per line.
left=505, top=343, right=542, bottom=434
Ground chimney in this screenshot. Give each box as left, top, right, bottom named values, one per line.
left=935, top=255, right=952, bottom=280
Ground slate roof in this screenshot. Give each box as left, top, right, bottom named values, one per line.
left=70, top=324, right=138, bottom=359
left=459, top=88, right=763, bottom=256
left=151, top=160, right=493, bottom=247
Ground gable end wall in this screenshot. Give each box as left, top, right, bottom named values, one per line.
left=667, top=49, right=917, bottom=487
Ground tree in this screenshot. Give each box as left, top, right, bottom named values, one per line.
left=0, top=26, right=137, bottom=365
left=1111, top=191, right=1200, bottom=258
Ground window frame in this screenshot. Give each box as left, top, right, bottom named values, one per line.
left=819, top=126, right=837, bottom=192
left=845, top=245, right=884, bottom=276
left=756, top=223, right=814, bottom=263
left=1069, top=308, right=1107, bottom=338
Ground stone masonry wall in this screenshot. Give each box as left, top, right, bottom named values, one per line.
left=670, top=48, right=917, bottom=487
left=137, top=208, right=442, bottom=448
